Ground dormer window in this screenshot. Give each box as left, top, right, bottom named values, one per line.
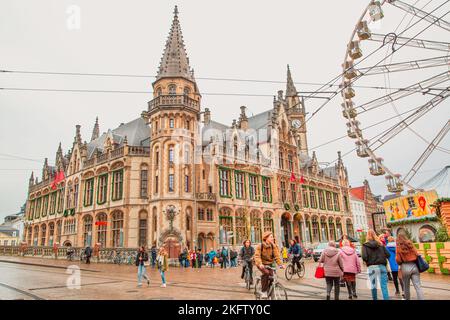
left=168, top=84, right=176, bottom=95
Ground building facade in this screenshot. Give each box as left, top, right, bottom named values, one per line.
left=23, top=7, right=354, bottom=257
left=350, top=195, right=368, bottom=234
left=2, top=204, right=25, bottom=242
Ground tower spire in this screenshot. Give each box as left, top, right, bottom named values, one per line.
left=286, top=64, right=298, bottom=97
left=91, top=117, right=99, bottom=141
left=156, top=6, right=194, bottom=82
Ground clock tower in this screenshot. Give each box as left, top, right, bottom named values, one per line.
left=285, top=65, right=308, bottom=157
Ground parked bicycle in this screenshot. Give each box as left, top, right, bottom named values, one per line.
left=66, top=247, right=75, bottom=261
left=254, top=266, right=288, bottom=300
left=285, top=255, right=305, bottom=280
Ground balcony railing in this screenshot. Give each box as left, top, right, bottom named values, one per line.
left=128, top=146, right=150, bottom=156
left=196, top=192, right=217, bottom=202
left=148, top=94, right=200, bottom=111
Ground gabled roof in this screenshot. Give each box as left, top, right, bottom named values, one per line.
left=350, top=186, right=365, bottom=201
left=87, top=118, right=149, bottom=158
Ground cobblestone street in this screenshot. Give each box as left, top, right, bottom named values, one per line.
left=1, top=256, right=449, bottom=300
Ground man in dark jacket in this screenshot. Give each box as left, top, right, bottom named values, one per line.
left=197, top=249, right=204, bottom=268
left=362, top=237, right=391, bottom=300
left=150, top=245, right=157, bottom=268
left=84, top=246, right=92, bottom=264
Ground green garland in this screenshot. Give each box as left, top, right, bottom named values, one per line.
left=294, top=204, right=300, bottom=212
left=284, top=203, right=290, bottom=211
left=387, top=215, right=438, bottom=227
left=63, top=210, right=68, bottom=217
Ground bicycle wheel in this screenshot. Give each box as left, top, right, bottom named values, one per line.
left=254, top=278, right=262, bottom=300
left=272, top=283, right=288, bottom=300
left=297, top=262, right=305, bottom=278
left=284, top=264, right=294, bottom=281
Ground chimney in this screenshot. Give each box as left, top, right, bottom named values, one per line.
left=204, top=108, right=211, bottom=125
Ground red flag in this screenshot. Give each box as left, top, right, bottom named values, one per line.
left=299, top=175, right=305, bottom=184
left=290, top=172, right=296, bottom=182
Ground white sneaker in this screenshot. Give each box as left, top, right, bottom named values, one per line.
left=160, top=283, right=166, bottom=288
left=260, top=292, right=268, bottom=299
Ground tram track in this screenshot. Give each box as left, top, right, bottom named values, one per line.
left=0, top=282, right=45, bottom=300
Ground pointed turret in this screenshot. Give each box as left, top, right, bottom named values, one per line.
left=156, top=6, right=194, bottom=82
left=29, top=171, right=34, bottom=187
left=91, top=117, right=99, bottom=141
left=286, top=65, right=297, bottom=97
left=74, top=125, right=82, bottom=145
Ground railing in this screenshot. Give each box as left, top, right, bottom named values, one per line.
left=196, top=192, right=217, bottom=202
left=148, top=94, right=200, bottom=110
left=110, top=146, right=124, bottom=159
left=29, top=178, right=52, bottom=193
left=128, top=146, right=150, bottom=156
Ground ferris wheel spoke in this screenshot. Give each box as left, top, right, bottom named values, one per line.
left=370, top=88, right=449, bottom=151
left=356, top=55, right=450, bottom=76
left=403, top=120, right=450, bottom=183
left=387, top=0, right=450, bottom=32
left=368, top=33, right=450, bottom=51
left=357, top=71, right=450, bottom=112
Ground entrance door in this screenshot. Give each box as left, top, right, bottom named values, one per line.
left=281, top=215, right=291, bottom=247
left=163, top=237, right=181, bottom=259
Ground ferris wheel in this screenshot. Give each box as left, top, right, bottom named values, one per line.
left=340, top=0, right=450, bottom=194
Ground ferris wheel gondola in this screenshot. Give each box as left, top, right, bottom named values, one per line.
left=341, top=0, right=450, bottom=194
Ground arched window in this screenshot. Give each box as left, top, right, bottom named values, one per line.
left=346, top=219, right=354, bottom=238
left=263, top=211, right=273, bottom=234
left=156, top=88, right=162, bottom=96
left=336, top=218, right=343, bottom=239
left=311, top=216, right=319, bottom=242
left=48, top=222, right=55, bottom=246
left=219, top=208, right=233, bottom=244
left=184, top=87, right=190, bottom=95
left=139, top=211, right=148, bottom=247
left=419, top=225, right=436, bottom=243
left=96, top=213, right=107, bottom=247
left=168, top=84, right=176, bottom=95
left=250, top=211, right=262, bottom=243
left=33, top=226, right=39, bottom=246
left=56, top=221, right=62, bottom=244
left=328, top=217, right=336, bottom=240
left=320, top=216, right=328, bottom=241
left=140, top=165, right=148, bottom=198
left=111, top=211, right=124, bottom=247
left=27, top=226, right=32, bottom=245
left=235, top=209, right=248, bottom=245
left=305, top=215, right=312, bottom=242
left=83, top=215, right=93, bottom=246
left=40, top=224, right=47, bottom=246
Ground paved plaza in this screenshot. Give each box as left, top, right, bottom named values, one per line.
left=0, top=256, right=449, bottom=300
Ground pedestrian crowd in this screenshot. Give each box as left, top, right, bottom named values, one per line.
left=316, top=229, right=426, bottom=300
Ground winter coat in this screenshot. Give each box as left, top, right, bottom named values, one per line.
left=221, top=248, right=228, bottom=258
left=189, top=251, right=196, bottom=260
left=386, top=242, right=399, bottom=272
left=288, top=243, right=302, bottom=256
left=362, top=240, right=390, bottom=266
left=157, top=253, right=168, bottom=272
left=197, top=253, right=203, bottom=262
left=319, top=246, right=344, bottom=278
left=339, top=246, right=361, bottom=274
left=150, top=247, right=157, bottom=259
left=208, top=250, right=216, bottom=261
left=135, top=251, right=149, bottom=266
left=84, top=247, right=92, bottom=257
left=254, top=242, right=282, bottom=266
left=239, top=246, right=255, bottom=261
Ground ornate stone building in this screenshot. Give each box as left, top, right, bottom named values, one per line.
left=23, top=7, right=354, bottom=257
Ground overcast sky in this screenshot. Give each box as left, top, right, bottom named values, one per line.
left=0, top=0, right=449, bottom=221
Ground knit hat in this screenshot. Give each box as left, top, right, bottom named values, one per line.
left=262, top=231, right=273, bottom=241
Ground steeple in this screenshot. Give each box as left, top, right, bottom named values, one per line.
left=156, top=6, right=195, bottom=82
left=286, top=64, right=297, bottom=97
left=91, top=117, right=99, bottom=141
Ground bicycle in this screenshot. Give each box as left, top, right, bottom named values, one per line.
left=242, top=260, right=254, bottom=290
left=254, top=266, right=288, bottom=300
left=285, top=255, right=305, bottom=280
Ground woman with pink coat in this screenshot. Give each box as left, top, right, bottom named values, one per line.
left=339, top=239, right=361, bottom=299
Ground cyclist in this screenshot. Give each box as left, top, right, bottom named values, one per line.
left=288, top=239, right=303, bottom=272
left=239, top=239, right=255, bottom=285
left=254, top=231, right=284, bottom=299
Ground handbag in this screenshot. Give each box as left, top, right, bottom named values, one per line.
left=315, top=265, right=325, bottom=279
left=416, top=255, right=429, bottom=273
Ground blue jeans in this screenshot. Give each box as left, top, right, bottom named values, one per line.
left=160, top=270, right=166, bottom=284
left=137, top=264, right=149, bottom=285
left=368, top=265, right=389, bottom=300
